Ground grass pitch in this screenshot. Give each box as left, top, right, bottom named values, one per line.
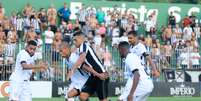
left=1, top=97, right=201, bottom=101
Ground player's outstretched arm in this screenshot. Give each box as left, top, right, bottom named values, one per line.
left=146, top=55, right=160, bottom=77
left=82, top=64, right=108, bottom=80
left=21, top=62, right=47, bottom=70
left=127, top=70, right=140, bottom=101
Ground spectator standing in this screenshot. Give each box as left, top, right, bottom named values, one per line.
left=168, top=12, right=176, bottom=28
left=58, top=2, right=71, bottom=23
left=190, top=48, right=200, bottom=69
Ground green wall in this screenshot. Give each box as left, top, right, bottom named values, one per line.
left=2, top=0, right=201, bottom=26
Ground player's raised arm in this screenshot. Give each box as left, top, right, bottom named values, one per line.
left=21, top=40, right=47, bottom=70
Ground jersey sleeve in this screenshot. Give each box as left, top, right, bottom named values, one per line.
left=78, top=42, right=88, bottom=55
left=19, top=52, right=28, bottom=64
left=125, top=54, right=141, bottom=72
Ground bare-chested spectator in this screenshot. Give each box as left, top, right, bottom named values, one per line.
left=164, top=41, right=172, bottom=64
left=47, top=4, right=57, bottom=26
left=0, top=42, right=4, bottom=65
left=26, top=27, right=37, bottom=42
left=163, top=25, right=172, bottom=42
left=2, top=16, right=11, bottom=37
left=173, top=24, right=182, bottom=39
left=52, top=36, right=62, bottom=66
left=22, top=3, right=33, bottom=17
left=151, top=43, right=160, bottom=71
left=0, top=3, right=5, bottom=22
left=0, top=27, right=6, bottom=44
left=54, top=28, right=63, bottom=42
left=89, top=15, right=98, bottom=34
left=7, top=27, right=17, bottom=44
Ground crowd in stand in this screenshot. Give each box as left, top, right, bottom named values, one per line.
left=0, top=2, right=200, bottom=81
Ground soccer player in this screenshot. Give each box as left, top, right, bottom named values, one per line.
left=59, top=42, right=108, bottom=101
left=9, top=40, right=47, bottom=101
left=118, top=41, right=154, bottom=101
left=68, top=31, right=109, bottom=101
left=127, top=31, right=160, bottom=77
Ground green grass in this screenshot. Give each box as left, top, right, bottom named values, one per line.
left=1, top=97, right=201, bottom=101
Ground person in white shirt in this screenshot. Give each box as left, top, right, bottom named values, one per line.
left=127, top=31, right=159, bottom=77
left=117, top=41, right=153, bottom=101
left=59, top=42, right=108, bottom=101
left=9, top=40, right=47, bottom=101
left=190, top=48, right=200, bottom=69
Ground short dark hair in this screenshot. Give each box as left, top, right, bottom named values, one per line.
left=73, top=31, right=84, bottom=37
left=27, top=40, right=37, bottom=46
left=118, top=41, right=130, bottom=49
left=128, top=31, right=137, bottom=37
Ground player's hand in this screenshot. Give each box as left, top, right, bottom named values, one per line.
left=96, top=72, right=109, bottom=80
left=39, top=61, right=48, bottom=71
left=152, top=70, right=160, bottom=77
left=127, top=94, right=133, bottom=101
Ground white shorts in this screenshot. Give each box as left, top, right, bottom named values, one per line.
left=118, top=77, right=153, bottom=101
left=9, top=81, right=32, bottom=101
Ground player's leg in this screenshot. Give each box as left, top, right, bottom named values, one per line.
left=9, top=81, right=21, bottom=101
left=20, top=82, right=32, bottom=101
left=95, top=79, right=108, bottom=101
left=65, top=88, right=79, bottom=101
left=80, top=77, right=94, bottom=101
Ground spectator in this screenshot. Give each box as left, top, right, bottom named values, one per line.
left=163, top=25, right=172, bottom=43
left=44, top=26, right=54, bottom=54
left=16, top=14, right=24, bottom=42
left=190, top=47, right=200, bottom=69
left=10, top=12, right=17, bottom=29
left=34, top=35, right=43, bottom=60
left=96, top=9, right=105, bottom=24
left=145, top=34, right=152, bottom=53
left=0, top=27, right=6, bottom=44
left=38, top=8, right=47, bottom=32
left=77, top=5, right=87, bottom=28
left=179, top=49, right=189, bottom=69
left=26, top=27, right=37, bottom=42
left=22, top=3, right=33, bottom=17
left=57, top=2, right=71, bottom=23
left=164, top=41, right=172, bottom=64
left=30, top=12, right=40, bottom=34
left=47, top=4, right=57, bottom=26
left=183, top=24, right=193, bottom=41
left=189, top=12, right=197, bottom=30
left=194, top=23, right=200, bottom=42
left=144, top=15, right=155, bottom=36
left=0, top=3, right=5, bottom=21
left=173, top=24, right=182, bottom=39
left=168, top=12, right=176, bottom=28
left=182, top=15, right=191, bottom=27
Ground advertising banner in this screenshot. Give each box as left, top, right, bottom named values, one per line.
left=0, top=81, right=52, bottom=98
